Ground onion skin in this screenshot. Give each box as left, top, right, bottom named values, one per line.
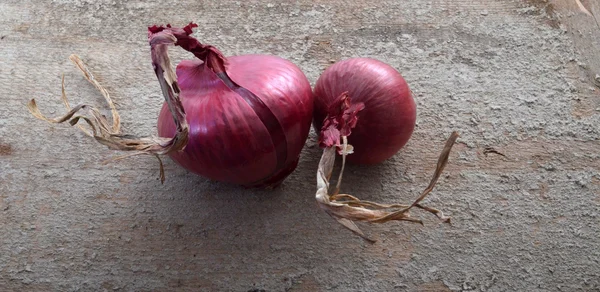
left=157, top=54, right=313, bottom=187
left=313, top=58, right=416, bottom=164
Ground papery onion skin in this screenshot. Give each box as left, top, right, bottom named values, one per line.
left=157, top=54, right=313, bottom=187
left=313, top=58, right=416, bottom=164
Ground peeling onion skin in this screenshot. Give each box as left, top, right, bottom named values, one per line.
left=158, top=55, right=314, bottom=187
left=313, top=58, right=416, bottom=164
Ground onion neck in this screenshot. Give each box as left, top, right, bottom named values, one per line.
left=206, top=52, right=227, bottom=76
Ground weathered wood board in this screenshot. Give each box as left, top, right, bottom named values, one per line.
left=1, top=0, right=599, bottom=291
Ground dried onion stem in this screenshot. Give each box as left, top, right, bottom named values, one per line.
left=316, top=131, right=459, bottom=242
left=27, top=29, right=191, bottom=183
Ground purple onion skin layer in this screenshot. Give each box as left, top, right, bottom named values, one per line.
left=157, top=55, right=313, bottom=187
left=314, top=58, right=416, bottom=164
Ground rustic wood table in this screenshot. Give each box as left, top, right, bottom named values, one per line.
left=1, top=0, right=599, bottom=291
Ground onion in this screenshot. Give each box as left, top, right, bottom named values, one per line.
left=154, top=25, right=313, bottom=187
left=313, top=58, right=416, bottom=164
left=28, top=23, right=314, bottom=188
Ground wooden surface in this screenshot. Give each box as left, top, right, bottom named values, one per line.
left=1, top=0, right=599, bottom=291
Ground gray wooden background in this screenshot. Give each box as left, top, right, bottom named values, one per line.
left=1, top=0, right=599, bottom=291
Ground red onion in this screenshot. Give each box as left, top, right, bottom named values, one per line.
left=28, top=23, right=313, bottom=188
left=153, top=24, right=314, bottom=187
left=313, top=58, right=416, bottom=164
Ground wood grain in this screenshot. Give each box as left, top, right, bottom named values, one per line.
left=552, top=0, right=600, bottom=117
